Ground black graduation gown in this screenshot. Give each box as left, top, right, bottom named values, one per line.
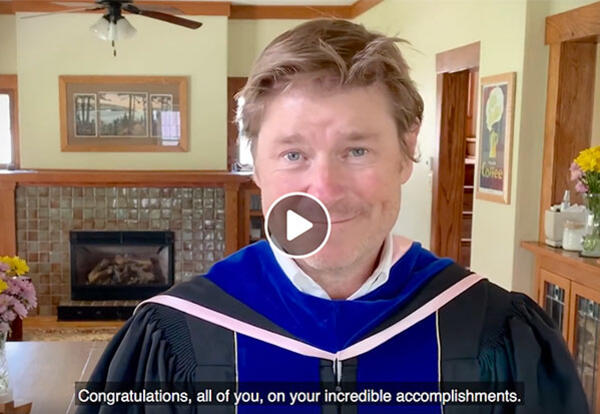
left=75, top=260, right=589, bottom=414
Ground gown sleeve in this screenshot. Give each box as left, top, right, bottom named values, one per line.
left=478, top=292, right=590, bottom=414
left=74, top=304, right=198, bottom=414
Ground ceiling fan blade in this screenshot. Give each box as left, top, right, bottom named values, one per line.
left=123, top=5, right=202, bottom=29
left=21, top=6, right=103, bottom=19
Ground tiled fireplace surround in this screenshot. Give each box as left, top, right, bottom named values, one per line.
left=0, top=171, right=250, bottom=316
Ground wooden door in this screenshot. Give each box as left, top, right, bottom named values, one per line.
left=569, top=281, right=600, bottom=412
left=431, top=70, right=470, bottom=261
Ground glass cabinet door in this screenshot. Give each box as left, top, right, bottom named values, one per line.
left=570, top=282, right=600, bottom=413
left=538, top=269, right=570, bottom=340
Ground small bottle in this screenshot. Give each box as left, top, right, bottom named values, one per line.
left=561, top=190, right=571, bottom=211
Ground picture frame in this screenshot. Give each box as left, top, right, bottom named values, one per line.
left=475, top=72, right=515, bottom=204
left=59, top=75, right=189, bottom=152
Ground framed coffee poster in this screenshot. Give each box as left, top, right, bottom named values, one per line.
left=59, top=75, right=189, bottom=152
left=475, top=72, right=515, bottom=204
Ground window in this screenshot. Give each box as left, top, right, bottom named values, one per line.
left=0, top=75, right=18, bottom=169
left=227, top=77, right=253, bottom=171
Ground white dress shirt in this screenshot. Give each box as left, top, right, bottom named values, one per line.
left=270, top=233, right=394, bottom=300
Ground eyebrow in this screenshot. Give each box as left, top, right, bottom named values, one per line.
left=273, top=134, right=305, bottom=145
left=272, top=131, right=378, bottom=146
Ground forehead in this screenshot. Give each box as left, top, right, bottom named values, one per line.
left=257, top=81, right=397, bottom=141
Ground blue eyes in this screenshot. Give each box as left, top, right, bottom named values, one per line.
left=284, top=152, right=301, bottom=161
left=349, top=148, right=366, bottom=157
left=282, top=148, right=367, bottom=161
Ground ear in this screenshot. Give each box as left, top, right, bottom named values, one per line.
left=252, top=167, right=261, bottom=189
left=400, top=122, right=420, bottom=184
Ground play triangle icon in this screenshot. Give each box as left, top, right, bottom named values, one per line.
left=286, top=209, right=313, bottom=241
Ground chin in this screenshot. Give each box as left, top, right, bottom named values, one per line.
left=302, top=241, right=360, bottom=271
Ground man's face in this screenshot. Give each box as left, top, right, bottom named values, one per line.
left=253, top=82, right=415, bottom=271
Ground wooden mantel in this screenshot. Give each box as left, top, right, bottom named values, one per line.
left=522, top=241, right=600, bottom=292
left=0, top=169, right=253, bottom=257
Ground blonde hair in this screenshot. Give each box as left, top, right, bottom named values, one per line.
left=235, top=18, right=423, bottom=162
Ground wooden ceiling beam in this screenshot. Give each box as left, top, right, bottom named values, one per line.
left=0, top=0, right=382, bottom=18
left=229, top=5, right=351, bottom=19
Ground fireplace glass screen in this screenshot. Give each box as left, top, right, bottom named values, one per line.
left=70, top=231, right=174, bottom=300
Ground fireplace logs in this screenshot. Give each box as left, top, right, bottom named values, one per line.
left=88, top=255, right=163, bottom=285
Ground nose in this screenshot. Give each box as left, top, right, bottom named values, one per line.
left=305, top=156, right=346, bottom=206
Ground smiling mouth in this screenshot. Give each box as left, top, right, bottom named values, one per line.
left=313, top=216, right=355, bottom=225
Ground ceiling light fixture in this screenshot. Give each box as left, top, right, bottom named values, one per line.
left=89, top=4, right=136, bottom=57
left=90, top=14, right=136, bottom=42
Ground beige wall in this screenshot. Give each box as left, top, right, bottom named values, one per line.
left=6, top=0, right=600, bottom=292
left=228, top=19, right=306, bottom=77
left=592, top=44, right=600, bottom=147
left=16, top=13, right=227, bottom=170
left=356, top=0, right=527, bottom=291
left=0, top=15, right=17, bottom=74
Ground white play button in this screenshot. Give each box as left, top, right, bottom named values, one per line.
left=264, top=192, right=331, bottom=258
left=286, top=209, right=313, bottom=241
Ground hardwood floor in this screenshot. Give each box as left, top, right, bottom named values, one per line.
left=23, top=316, right=125, bottom=330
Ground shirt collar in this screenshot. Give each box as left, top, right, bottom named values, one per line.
left=270, top=233, right=394, bottom=300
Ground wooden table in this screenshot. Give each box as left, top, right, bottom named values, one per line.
left=7, top=341, right=107, bottom=414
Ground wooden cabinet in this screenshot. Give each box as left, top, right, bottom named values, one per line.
left=538, top=268, right=570, bottom=339
left=238, top=182, right=265, bottom=249
left=569, top=282, right=600, bottom=411
left=523, top=241, right=600, bottom=411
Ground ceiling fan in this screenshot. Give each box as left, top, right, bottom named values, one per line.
left=23, top=1, right=202, bottom=55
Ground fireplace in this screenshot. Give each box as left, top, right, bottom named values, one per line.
left=70, top=231, right=174, bottom=301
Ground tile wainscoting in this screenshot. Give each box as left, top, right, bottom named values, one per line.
left=0, top=170, right=252, bottom=320
left=16, top=185, right=226, bottom=315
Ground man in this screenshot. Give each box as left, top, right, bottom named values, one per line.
left=77, top=19, right=587, bottom=413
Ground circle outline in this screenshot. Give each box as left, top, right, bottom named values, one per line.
left=264, top=191, right=331, bottom=259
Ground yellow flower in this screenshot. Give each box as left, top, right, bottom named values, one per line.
left=0, top=280, right=7, bottom=294
left=11, top=256, right=29, bottom=276
left=575, top=146, right=600, bottom=173
left=0, top=255, right=29, bottom=276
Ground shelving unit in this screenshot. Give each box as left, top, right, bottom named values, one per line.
left=458, top=69, right=478, bottom=268
left=238, top=182, right=265, bottom=248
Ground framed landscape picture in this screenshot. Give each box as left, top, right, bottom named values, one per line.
left=59, top=75, right=188, bottom=152
left=475, top=72, right=515, bottom=204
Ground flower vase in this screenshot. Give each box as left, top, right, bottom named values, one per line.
left=581, top=193, right=600, bottom=257
left=0, top=331, right=12, bottom=403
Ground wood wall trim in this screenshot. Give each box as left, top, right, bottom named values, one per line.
left=0, top=170, right=252, bottom=186
left=435, top=42, right=480, bottom=74
left=546, top=1, right=600, bottom=44
left=229, top=5, right=351, bottom=19
left=2, top=0, right=381, bottom=17
left=350, top=0, right=382, bottom=18
left=7, top=0, right=230, bottom=15
left=0, top=181, right=17, bottom=256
